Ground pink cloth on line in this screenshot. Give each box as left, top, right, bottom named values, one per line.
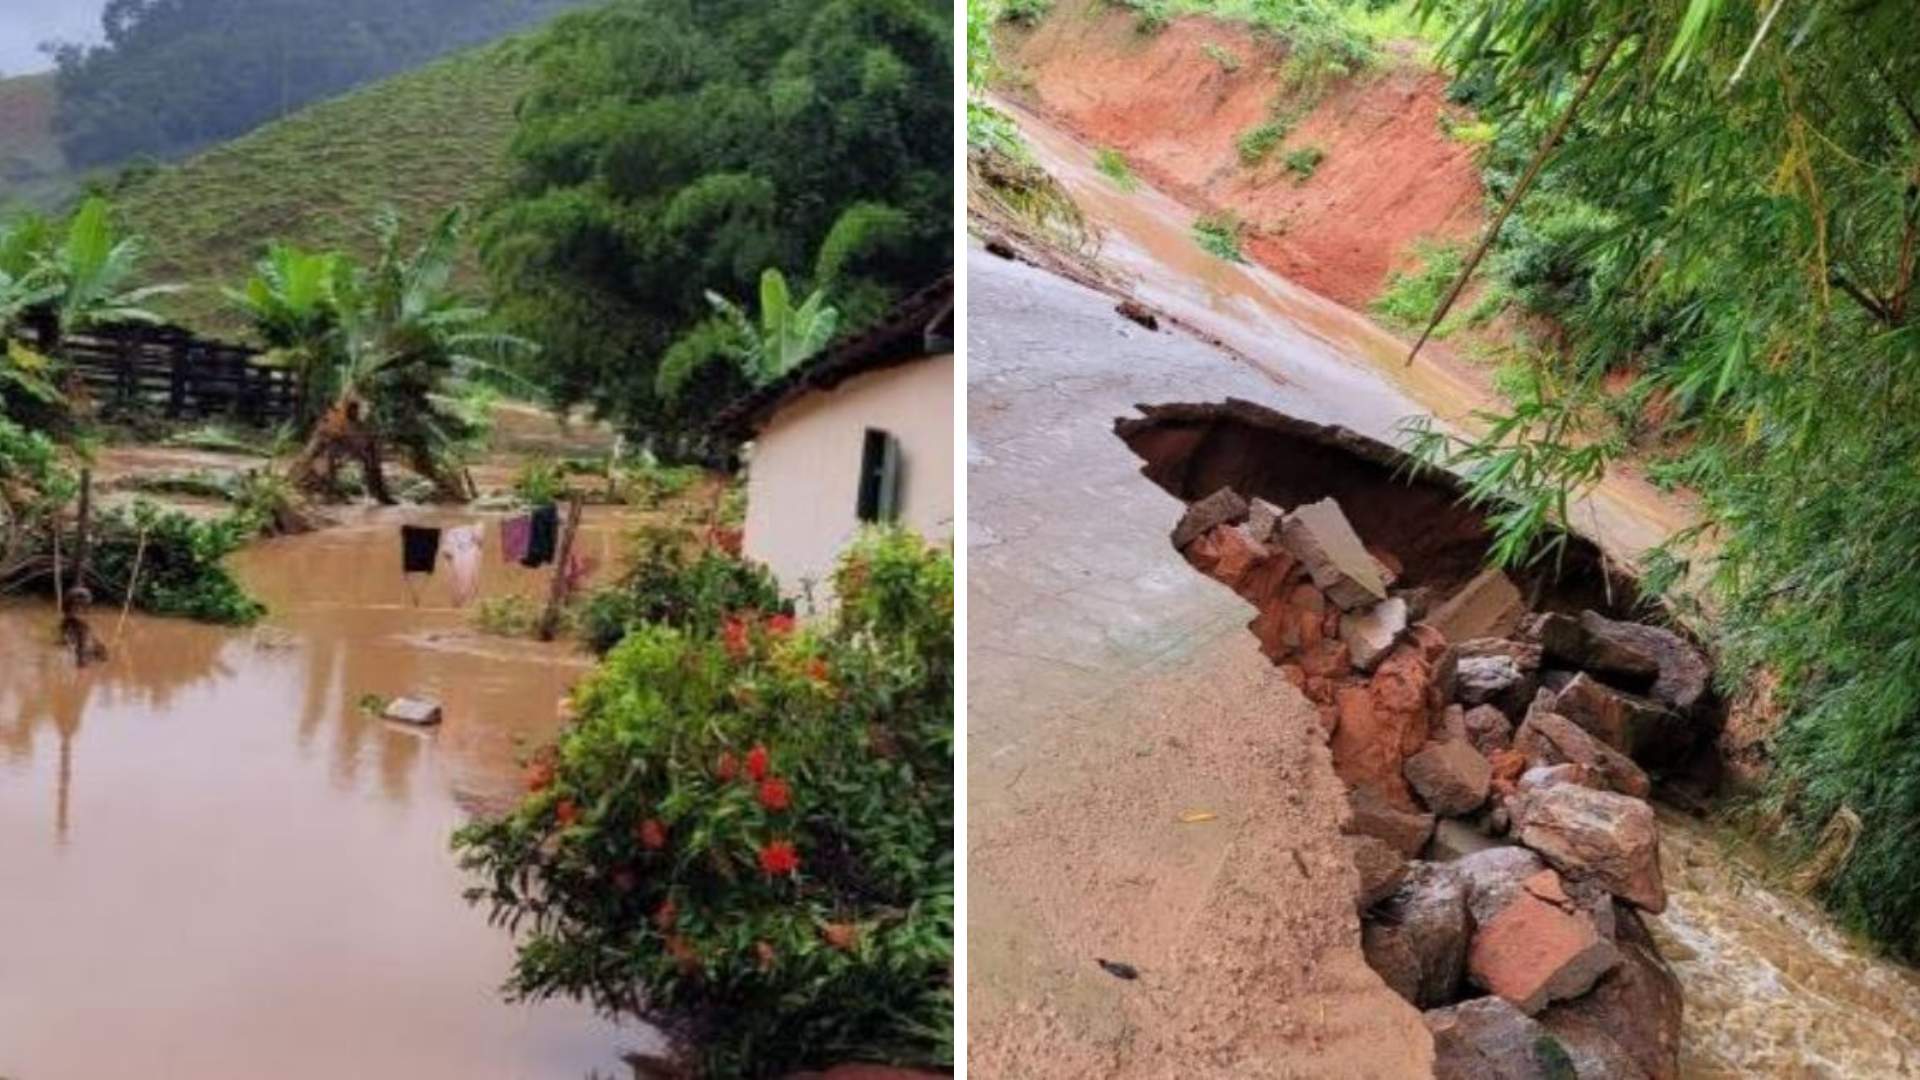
left=443, top=525, right=484, bottom=607
left=500, top=515, right=532, bottom=564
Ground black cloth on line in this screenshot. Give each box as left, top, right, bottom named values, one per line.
left=402, top=525, right=442, bottom=574
left=522, top=503, right=559, bottom=568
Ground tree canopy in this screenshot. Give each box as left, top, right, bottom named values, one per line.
left=478, top=0, right=953, bottom=446
left=1416, top=0, right=1920, bottom=954
left=47, top=0, right=585, bottom=168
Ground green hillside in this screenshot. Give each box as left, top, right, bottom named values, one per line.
left=0, top=74, right=72, bottom=210
left=116, top=42, right=534, bottom=336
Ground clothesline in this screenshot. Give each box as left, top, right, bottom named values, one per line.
left=396, top=503, right=598, bottom=610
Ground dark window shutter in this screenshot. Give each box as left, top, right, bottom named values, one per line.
left=857, top=428, right=902, bottom=523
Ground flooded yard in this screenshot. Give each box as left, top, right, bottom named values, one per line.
left=0, top=506, right=656, bottom=1078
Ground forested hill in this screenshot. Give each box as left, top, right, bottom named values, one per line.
left=116, top=42, right=533, bottom=335
left=46, top=0, right=587, bottom=170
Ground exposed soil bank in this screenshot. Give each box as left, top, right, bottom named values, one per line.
left=1002, top=0, right=1484, bottom=309
left=0, top=508, right=655, bottom=1077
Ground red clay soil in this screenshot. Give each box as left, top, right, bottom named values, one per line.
left=1004, top=1, right=1485, bottom=310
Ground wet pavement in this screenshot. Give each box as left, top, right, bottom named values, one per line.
left=0, top=506, right=657, bottom=1079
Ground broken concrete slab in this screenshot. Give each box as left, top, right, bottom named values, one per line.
left=1171, top=486, right=1249, bottom=550
left=1340, top=596, right=1409, bottom=672
left=1275, top=497, right=1388, bottom=611
left=1404, top=739, right=1493, bottom=817
left=383, top=696, right=443, bottom=726
left=1428, top=567, right=1525, bottom=643
left=1245, top=496, right=1285, bottom=545
left=1511, top=783, right=1667, bottom=913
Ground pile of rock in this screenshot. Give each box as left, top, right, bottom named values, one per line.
left=1172, top=488, right=1707, bottom=1079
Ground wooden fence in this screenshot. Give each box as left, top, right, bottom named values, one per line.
left=30, top=322, right=301, bottom=427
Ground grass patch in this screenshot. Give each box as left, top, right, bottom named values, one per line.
left=113, top=43, right=534, bottom=337
left=1439, top=112, right=1497, bottom=144
left=1371, top=239, right=1463, bottom=329
left=999, top=0, right=1053, bottom=23
left=1283, top=145, right=1325, bottom=179
left=1095, top=147, right=1140, bottom=191
left=1201, top=42, right=1241, bottom=72
left=1236, top=120, right=1288, bottom=165
left=1192, top=211, right=1245, bottom=262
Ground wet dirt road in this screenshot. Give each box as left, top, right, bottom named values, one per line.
left=0, top=507, right=652, bottom=1078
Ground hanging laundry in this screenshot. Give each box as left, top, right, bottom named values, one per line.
left=443, top=525, right=484, bottom=607
left=500, top=514, right=532, bottom=564
left=401, top=525, right=442, bottom=575
left=522, top=503, right=559, bottom=568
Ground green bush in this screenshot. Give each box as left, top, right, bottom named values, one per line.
left=454, top=529, right=954, bottom=1075
left=88, top=502, right=265, bottom=625
left=577, top=527, right=785, bottom=655
left=1095, top=147, right=1140, bottom=192
left=513, top=457, right=565, bottom=506
left=1283, top=144, right=1325, bottom=179
left=1192, top=211, right=1246, bottom=263
left=999, top=0, right=1053, bottom=23
left=1371, top=240, right=1464, bottom=329
left=1236, top=120, right=1288, bottom=165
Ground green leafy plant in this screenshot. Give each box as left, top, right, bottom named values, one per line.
left=1282, top=145, right=1325, bottom=179
left=656, top=269, right=841, bottom=400
left=577, top=526, right=783, bottom=655
left=513, top=457, right=565, bottom=507
left=1372, top=240, right=1465, bottom=330
left=998, top=0, right=1052, bottom=24
left=1192, top=212, right=1245, bottom=263
left=1235, top=121, right=1287, bottom=166
left=455, top=529, right=953, bottom=1075
left=473, top=593, right=547, bottom=638
left=1094, top=147, right=1139, bottom=192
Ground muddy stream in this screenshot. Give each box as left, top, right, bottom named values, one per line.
left=996, top=98, right=1920, bottom=1076
left=0, top=506, right=658, bottom=1077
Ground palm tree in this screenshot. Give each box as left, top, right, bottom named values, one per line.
left=655, top=268, right=839, bottom=397
left=284, top=208, right=530, bottom=503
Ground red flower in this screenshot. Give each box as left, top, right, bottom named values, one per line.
left=758, top=839, right=800, bottom=877
left=757, top=777, right=791, bottom=812
left=822, top=922, right=859, bottom=952
left=746, top=744, right=771, bottom=782
left=722, top=616, right=751, bottom=660
left=805, top=657, right=831, bottom=685
left=716, top=751, right=739, bottom=783
left=554, top=799, right=579, bottom=827
left=652, top=899, right=677, bottom=931
left=637, top=818, right=668, bottom=851
left=767, top=613, right=795, bottom=636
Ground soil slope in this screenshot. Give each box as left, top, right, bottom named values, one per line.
left=1002, top=2, right=1484, bottom=310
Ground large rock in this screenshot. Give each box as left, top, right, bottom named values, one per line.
left=1331, top=685, right=1418, bottom=807
left=1362, top=862, right=1472, bottom=1008
left=1453, top=845, right=1549, bottom=926
left=1468, top=870, right=1621, bottom=1014
left=1455, top=636, right=1545, bottom=670
left=1455, top=655, right=1537, bottom=714
left=1511, top=783, right=1666, bottom=912
left=1182, top=523, right=1268, bottom=596
left=1529, top=610, right=1712, bottom=713
left=1425, top=997, right=1585, bottom=1080
left=1346, top=785, right=1436, bottom=857
left=1429, top=817, right=1503, bottom=861
left=1513, top=707, right=1651, bottom=799
left=1405, top=739, right=1493, bottom=817
left=1347, top=834, right=1409, bottom=909
left=1341, top=596, right=1409, bottom=672
left=1428, top=567, right=1526, bottom=642
left=1553, top=673, right=1694, bottom=767
left=1275, top=497, right=1388, bottom=611
left=1540, top=908, right=1684, bottom=1079
left=1172, top=486, right=1248, bottom=550
left=1463, top=704, right=1515, bottom=756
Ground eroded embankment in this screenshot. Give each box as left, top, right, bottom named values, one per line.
left=1123, top=398, right=1714, bottom=1077
left=1001, top=1, right=1484, bottom=309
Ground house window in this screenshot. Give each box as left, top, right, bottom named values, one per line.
left=857, top=428, right=902, bottom=523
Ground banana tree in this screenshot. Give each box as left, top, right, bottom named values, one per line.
left=45, top=197, right=181, bottom=334
left=655, top=268, right=839, bottom=397
left=223, top=242, right=348, bottom=425
left=285, top=208, right=531, bottom=503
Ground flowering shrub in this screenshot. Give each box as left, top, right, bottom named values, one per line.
left=576, top=525, right=785, bottom=655
left=455, top=528, right=953, bottom=1076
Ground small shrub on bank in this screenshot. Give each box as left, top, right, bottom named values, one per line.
left=999, top=0, right=1052, bottom=23
left=1201, top=42, right=1240, bottom=72
left=1283, top=144, right=1326, bottom=179
left=454, top=529, right=954, bottom=1076
left=1192, top=211, right=1246, bottom=263
left=1371, top=240, right=1465, bottom=330
left=1095, top=147, right=1140, bottom=191
left=1236, top=120, right=1288, bottom=165
left=88, top=502, right=265, bottom=625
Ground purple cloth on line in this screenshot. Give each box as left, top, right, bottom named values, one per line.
left=501, top=515, right=532, bottom=564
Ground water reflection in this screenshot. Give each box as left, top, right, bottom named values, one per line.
left=0, top=508, right=655, bottom=1078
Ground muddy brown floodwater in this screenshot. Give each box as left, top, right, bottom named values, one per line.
left=0, top=506, right=661, bottom=1078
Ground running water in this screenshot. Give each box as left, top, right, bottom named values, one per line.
left=0, top=507, right=655, bottom=1078
left=993, top=98, right=1920, bottom=1077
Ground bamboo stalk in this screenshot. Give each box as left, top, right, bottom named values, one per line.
left=1409, top=28, right=1632, bottom=365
